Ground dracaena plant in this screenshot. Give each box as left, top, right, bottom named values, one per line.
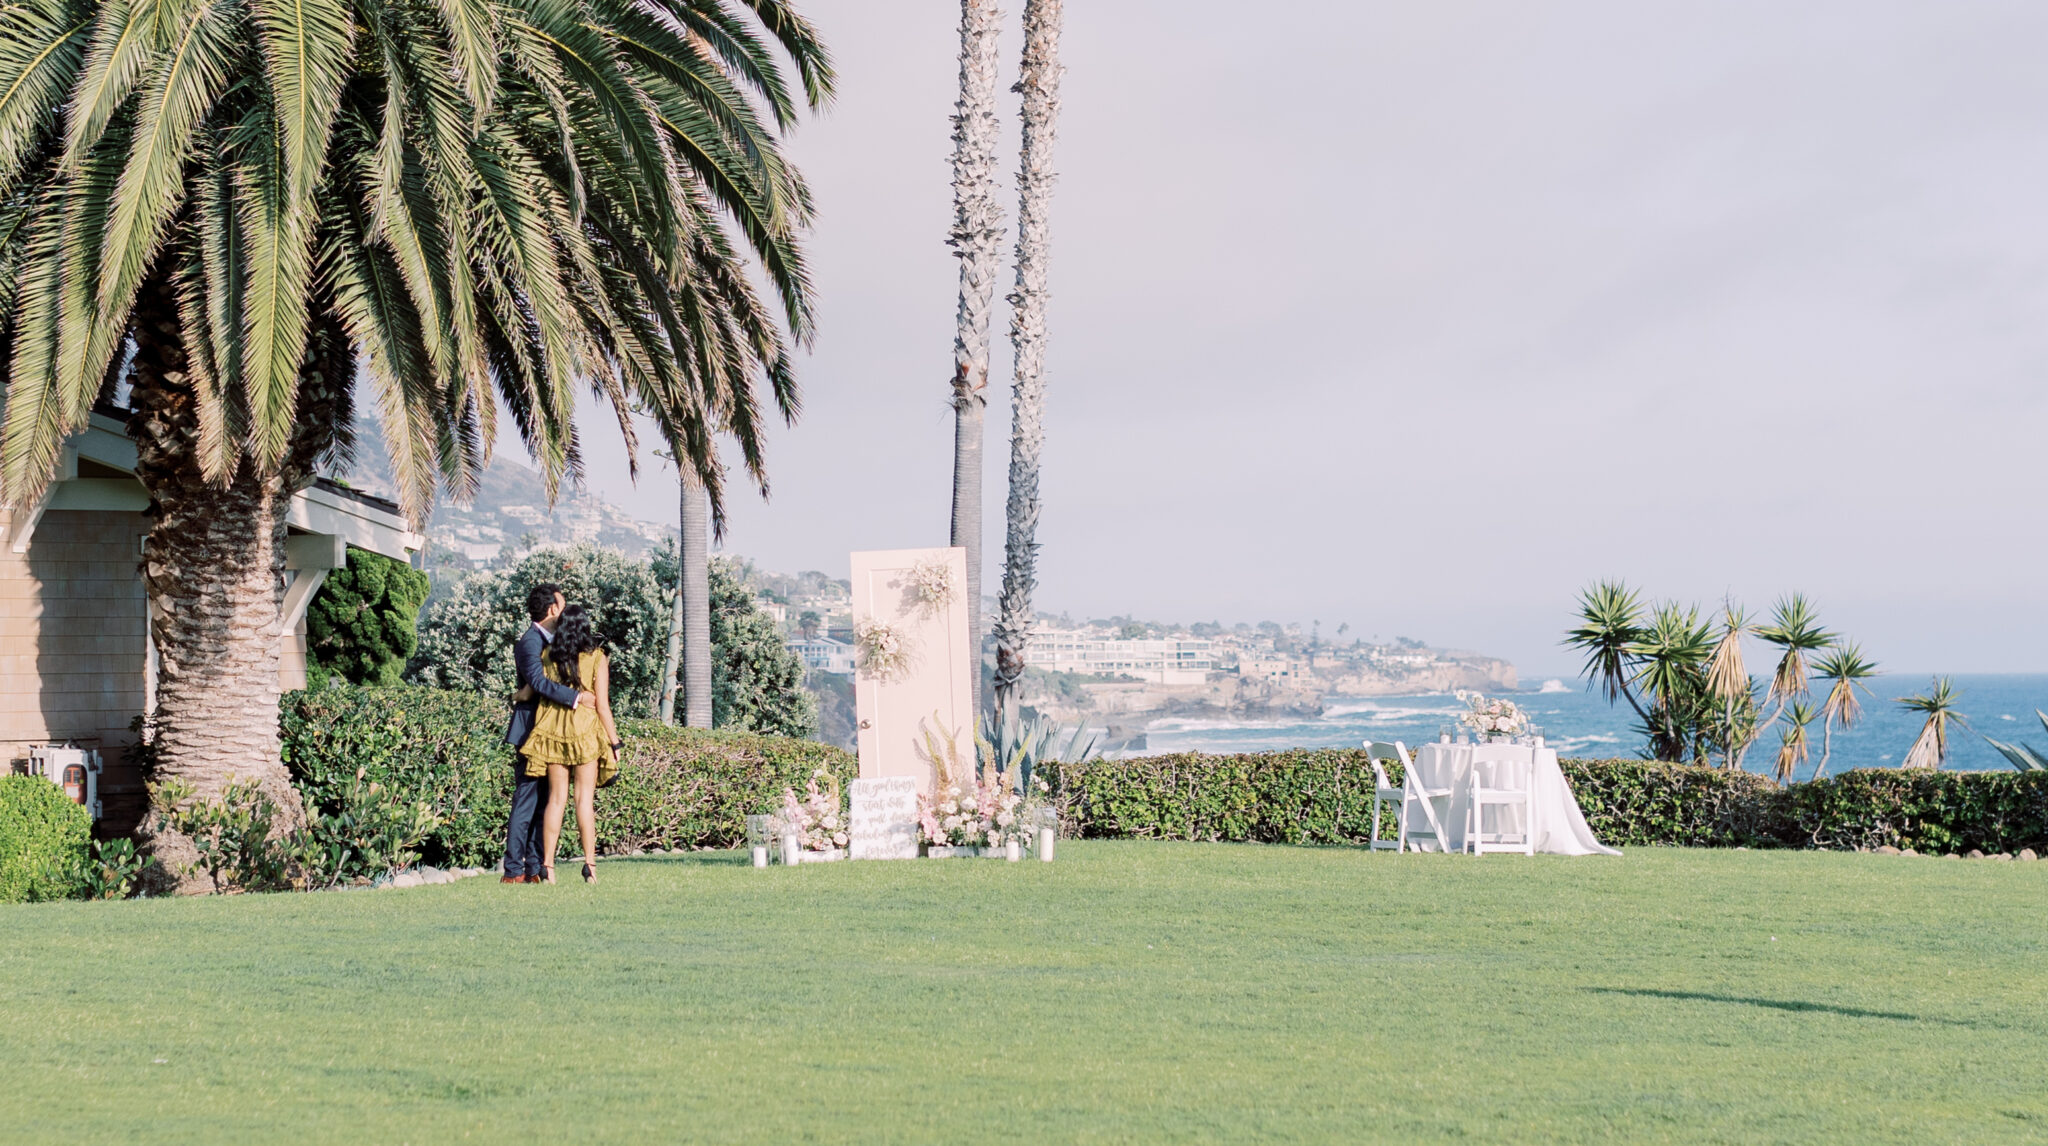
left=0, top=0, right=831, bottom=888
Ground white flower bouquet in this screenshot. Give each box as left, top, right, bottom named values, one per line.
left=904, top=556, right=958, bottom=616
left=1455, top=690, right=1528, bottom=738
left=853, top=616, right=916, bottom=681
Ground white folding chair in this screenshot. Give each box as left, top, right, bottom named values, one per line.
left=1465, top=746, right=1536, bottom=856
left=1366, top=740, right=1452, bottom=853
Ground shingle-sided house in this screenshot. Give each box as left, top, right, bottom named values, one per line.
left=0, top=407, right=419, bottom=830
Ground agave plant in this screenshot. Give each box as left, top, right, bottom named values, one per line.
left=1811, top=643, right=1878, bottom=779
left=1898, top=678, right=1965, bottom=770
left=1982, top=711, right=2048, bottom=772
left=978, top=706, right=1098, bottom=793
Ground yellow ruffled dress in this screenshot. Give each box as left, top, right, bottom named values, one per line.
left=522, top=647, right=615, bottom=782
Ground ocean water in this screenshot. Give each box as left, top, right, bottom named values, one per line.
left=1134, top=673, right=2048, bottom=779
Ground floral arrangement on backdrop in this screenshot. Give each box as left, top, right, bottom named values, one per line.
left=852, top=617, right=916, bottom=681
left=772, top=768, right=848, bottom=853
left=904, top=556, right=958, bottom=617
left=1455, top=691, right=1528, bottom=738
left=914, top=719, right=1045, bottom=851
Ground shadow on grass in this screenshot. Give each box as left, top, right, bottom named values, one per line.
left=1587, top=987, right=1973, bottom=1026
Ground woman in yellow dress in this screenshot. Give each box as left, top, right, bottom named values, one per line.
left=516, top=604, right=621, bottom=883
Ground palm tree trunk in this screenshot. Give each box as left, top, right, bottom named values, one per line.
left=1815, top=716, right=1835, bottom=780
left=658, top=524, right=685, bottom=724
left=992, top=0, right=1064, bottom=728
left=127, top=275, right=349, bottom=892
left=680, top=470, right=712, bottom=729
left=947, top=0, right=1005, bottom=719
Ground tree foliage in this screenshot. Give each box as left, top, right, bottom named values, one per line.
left=0, top=0, right=832, bottom=524
left=409, top=545, right=669, bottom=716
left=1564, top=582, right=1872, bottom=771
left=306, top=548, right=430, bottom=686
left=652, top=548, right=816, bottom=738
left=411, top=544, right=813, bottom=735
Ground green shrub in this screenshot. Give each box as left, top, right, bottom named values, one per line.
left=1559, top=759, right=1785, bottom=848
left=281, top=685, right=507, bottom=868
left=1039, top=750, right=1394, bottom=844
left=1774, top=768, right=2048, bottom=854
left=1039, top=752, right=2048, bottom=856
left=307, top=548, right=432, bottom=687
left=0, top=776, right=90, bottom=902
left=282, top=685, right=855, bottom=865
left=595, top=721, right=853, bottom=850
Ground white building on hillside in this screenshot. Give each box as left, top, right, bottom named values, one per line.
left=1025, top=630, right=1214, bottom=685
left=788, top=635, right=857, bottom=674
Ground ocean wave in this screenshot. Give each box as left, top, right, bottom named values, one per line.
left=1147, top=717, right=1297, bottom=733
left=1319, top=700, right=1465, bottom=720
left=1537, top=679, right=1571, bottom=693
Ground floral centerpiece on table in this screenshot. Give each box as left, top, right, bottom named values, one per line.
left=1455, top=690, right=1528, bottom=739
left=772, top=768, right=848, bottom=854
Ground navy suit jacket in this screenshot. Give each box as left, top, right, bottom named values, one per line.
left=504, top=624, right=583, bottom=749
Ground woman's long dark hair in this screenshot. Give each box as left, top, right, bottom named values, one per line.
left=549, top=604, right=606, bottom=689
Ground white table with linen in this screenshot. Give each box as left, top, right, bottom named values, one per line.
left=1406, top=742, right=1620, bottom=856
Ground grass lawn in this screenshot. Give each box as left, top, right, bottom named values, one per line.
left=2, top=843, right=2043, bottom=1144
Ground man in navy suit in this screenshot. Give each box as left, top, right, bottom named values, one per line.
left=502, top=583, right=596, bottom=883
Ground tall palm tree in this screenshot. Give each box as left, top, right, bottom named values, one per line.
left=678, top=470, right=712, bottom=727
left=1899, top=677, right=1964, bottom=770
left=0, top=0, right=831, bottom=882
left=945, top=0, right=1003, bottom=715
left=1811, top=643, right=1878, bottom=779
left=990, top=0, right=1064, bottom=727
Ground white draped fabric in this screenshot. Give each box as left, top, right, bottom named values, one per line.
left=1407, top=743, right=1621, bottom=856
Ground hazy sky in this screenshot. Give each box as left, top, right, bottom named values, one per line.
left=561, top=0, right=2048, bottom=679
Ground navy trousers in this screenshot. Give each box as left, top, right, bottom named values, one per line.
left=503, top=764, right=548, bottom=878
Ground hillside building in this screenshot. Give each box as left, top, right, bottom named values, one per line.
left=1025, top=630, right=1215, bottom=685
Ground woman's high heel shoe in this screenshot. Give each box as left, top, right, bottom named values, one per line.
left=541, top=864, right=557, bottom=885
left=582, top=862, right=596, bottom=884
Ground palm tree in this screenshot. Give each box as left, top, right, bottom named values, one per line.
left=1633, top=602, right=1714, bottom=763
left=990, top=0, right=1065, bottom=728
left=1703, top=603, right=1754, bottom=768
left=1563, top=580, right=1651, bottom=724
left=1743, top=593, right=1835, bottom=765
left=946, top=0, right=1004, bottom=716
left=797, top=611, right=822, bottom=641
left=1811, top=643, right=1878, bottom=779
left=678, top=471, right=712, bottom=728
left=1899, top=677, right=1964, bottom=770
left=1772, top=699, right=1816, bottom=783
left=0, top=0, right=831, bottom=881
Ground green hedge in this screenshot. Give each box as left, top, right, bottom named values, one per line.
left=1039, top=751, right=2048, bottom=855
left=1560, top=759, right=1787, bottom=848
left=275, top=693, right=2048, bottom=861
left=281, top=685, right=854, bottom=866
left=0, top=776, right=90, bottom=902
